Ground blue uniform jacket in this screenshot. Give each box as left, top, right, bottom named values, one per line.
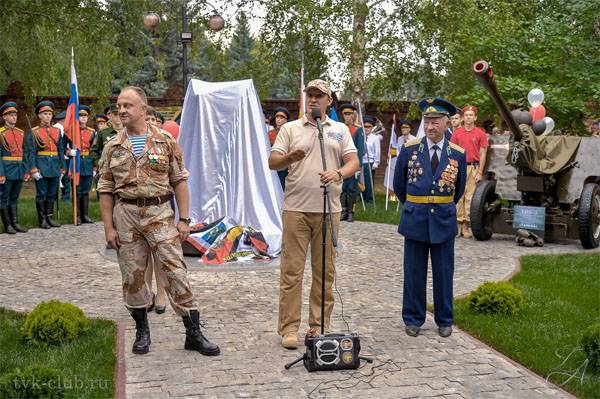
left=393, top=136, right=467, bottom=243
left=26, top=126, right=66, bottom=178
left=62, top=128, right=96, bottom=176
left=0, top=127, right=28, bottom=180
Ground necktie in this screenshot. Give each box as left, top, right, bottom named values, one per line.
left=431, top=145, right=439, bottom=174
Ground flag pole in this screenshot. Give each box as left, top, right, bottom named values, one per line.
left=385, top=113, right=396, bottom=211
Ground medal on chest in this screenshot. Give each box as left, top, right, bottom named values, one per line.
left=438, top=158, right=458, bottom=193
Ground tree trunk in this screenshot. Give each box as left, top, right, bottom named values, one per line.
left=351, top=0, right=368, bottom=106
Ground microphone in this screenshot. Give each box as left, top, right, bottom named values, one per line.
left=311, top=108, right=323, bottom=139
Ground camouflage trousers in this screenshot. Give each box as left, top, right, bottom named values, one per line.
left=113, top=200, right=197, bottom=316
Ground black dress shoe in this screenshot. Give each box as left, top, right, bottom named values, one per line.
left=405, top=325, right=420, bottom=337
left=438, top=326, right=452, bottom=337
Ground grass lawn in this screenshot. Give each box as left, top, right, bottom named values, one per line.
left=3, top=182, right=101, bottom=231
left=353, top=192, right=402, bottom=225
left=0, top=306, right=116, bottom=399
left=454, top=253, right=600, bottom=398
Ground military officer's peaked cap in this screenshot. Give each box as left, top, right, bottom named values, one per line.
left=35, top=100, right=55, bottom=114
left=418, top=97, right=458, bottom=118
left=0, top=101, right=18, bottom=115
left=398, top=118, right=412, bottom=128
left=54, top=111, right=67, bottom=121
left=363, top=115, right=375, bottom=125
left=273, top=106, right=290, bottom=120
left=79, top=104, right=91, bottom=114
left=104, top=103, right=118, bottom=114
left=338, top=103, right=356, bottom=112
left=96, top=114, right=108, bottom=122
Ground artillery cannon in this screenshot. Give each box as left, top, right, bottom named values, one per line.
left=470, top=60, right=599, bottom=249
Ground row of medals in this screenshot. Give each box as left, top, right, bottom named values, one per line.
left=407, top=150, right=459, bottom=193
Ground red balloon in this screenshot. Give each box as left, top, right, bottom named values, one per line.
left=162, top=120, right=180, bottom=140
left=529, top=105, right=546, bottom=122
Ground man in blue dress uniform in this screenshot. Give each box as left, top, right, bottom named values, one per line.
left=27, top=100, right=66, bottom=229
left=338, top=103, right=364, bottom=222
left=393, top=97, right=467, bottom=338
left=63, top=104, right=96, bottom=224
left=0, top=101, right=28, bottom=234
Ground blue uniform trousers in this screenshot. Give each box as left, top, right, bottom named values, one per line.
left=76, top=175, right=93, bottom=196
left=362, top=163, right=375, bottom=202
left=0, top=179, right=23, bottom=208
left=277, top=169, right=288, bottom=191
left=35, top=177, right=60, bottom=202
left=342, top=175, right=358, bottom=198
left=403, top=238, right=454, bottom=328
left=61, top=174, right=71, bottom=201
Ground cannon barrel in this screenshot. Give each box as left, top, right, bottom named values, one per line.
left=472, top=60, right=522, bottom=141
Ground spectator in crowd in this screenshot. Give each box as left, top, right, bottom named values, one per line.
left=268, top=106, right=291, bottom=190
left=362, top=116, right=381, bottom=203
left=450, top=105, right=489, bottom=238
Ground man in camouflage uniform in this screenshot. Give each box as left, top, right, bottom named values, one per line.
left=91, top=104, right=122, bottom=167
left=98, top=86, right=220, bottom=356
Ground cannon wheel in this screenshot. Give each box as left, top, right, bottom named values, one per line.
left=470, top=180, right=498, bottom=241
left=578, top=182, right=600, bottom=249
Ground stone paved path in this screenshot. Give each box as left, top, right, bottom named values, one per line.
left=2, top=221, right=596, bottom=398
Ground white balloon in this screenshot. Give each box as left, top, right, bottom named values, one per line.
left=528, top=88, right=545, bottom=107
left=542, top=117, right=555, bottom=135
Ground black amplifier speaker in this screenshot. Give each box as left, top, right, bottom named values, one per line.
left=303, top=332, right=362, bottom=371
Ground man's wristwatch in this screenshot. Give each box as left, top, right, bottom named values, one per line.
left=335, top=169, right=343, bottom=181
left=179, top=217, right=191, bottom=225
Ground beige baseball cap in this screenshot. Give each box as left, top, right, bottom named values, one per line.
left=304, top=79, right=332, bottom=97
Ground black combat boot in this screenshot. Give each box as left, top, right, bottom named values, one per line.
left=9, top=205, right=27, bottom=232
left=130, top=308, right=151, bottom=354
left=347, top=196, right=355, bottom=222
left=182, top=310, right=220, bottom=356
left=81, top=195, right=93, bottom=224
left=36, top=201, right=50, bottom=229
left=45, top=199, right=61, bottom=227
left=340, top=193, right=348, bottom=221
left=1, top=208, right=16, bottom=234
left=75, top=196, right=82, bottom=225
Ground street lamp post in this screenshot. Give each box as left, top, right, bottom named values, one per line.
left=144, top=2, right=225, bottom=92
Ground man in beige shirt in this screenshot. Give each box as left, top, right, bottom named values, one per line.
left=269, top=79, right=360, bottom=349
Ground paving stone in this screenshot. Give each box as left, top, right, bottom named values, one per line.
left=0, top=221, right=592, bottom=398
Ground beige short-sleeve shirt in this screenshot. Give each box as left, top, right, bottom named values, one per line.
left=272, top=115, right=357, bottom=213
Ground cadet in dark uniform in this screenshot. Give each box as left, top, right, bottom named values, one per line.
left=90, top=104, right=121, bottom=168
left=53, top=111, right=71, bottom=202
left=338, top=103, right=364, bottom=221
left=27, top=101, right=66, bottom=229
left=63, top=104, right=95, bottom=224
left=95, top=114, right=108, bottom=131
left=393, top=97, right=467, bottom=338
left=0, top=102, right=28, bottom=234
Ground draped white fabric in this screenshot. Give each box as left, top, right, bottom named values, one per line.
left=179, top=79, right=283, bottom=255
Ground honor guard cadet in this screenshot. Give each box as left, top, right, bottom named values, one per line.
left=91, top=104, right=122, bottom=168
left=63, top=104, right=96, bottom=224
left=338, top=103, right=364, bottom=222
left=0, top=102, right=28, bottom=234
left=95, top=114, right=108, bottom=131
left=393, top=97, right=467, bottom=338
left=27, top=100, right=66, bottom=229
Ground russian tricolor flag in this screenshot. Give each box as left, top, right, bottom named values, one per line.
left=63, top=48, right=80, bottom=186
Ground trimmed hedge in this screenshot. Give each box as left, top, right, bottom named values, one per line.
left=467, top=281, right=524, bottom=315
left=0, top=365, right=65, bottom=399
left=581, top=323, right=600, bottom=371
left=21, top=300, right=89, bottom=346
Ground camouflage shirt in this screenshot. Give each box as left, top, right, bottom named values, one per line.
left=97, top=124, right=189, bottom=199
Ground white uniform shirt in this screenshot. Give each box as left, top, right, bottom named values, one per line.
left=363, top=133, right=381, bottom=168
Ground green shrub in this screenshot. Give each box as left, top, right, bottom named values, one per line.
left=581, top=323, right=600, bottom=371
left=467, top=281, right=524, bottom=315
left=0, top=365, right=65, bottom=399
left=21, top=300, right=89, bottom=346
